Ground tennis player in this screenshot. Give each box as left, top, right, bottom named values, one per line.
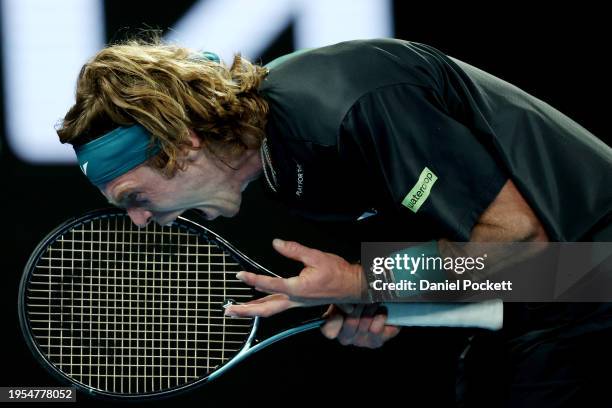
left=57, top=38, right=612, bottom=406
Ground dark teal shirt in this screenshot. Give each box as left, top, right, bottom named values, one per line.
left=259, top=39, right=612, bottom=241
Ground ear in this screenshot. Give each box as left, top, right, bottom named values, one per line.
left=180, top=129, right=203, bottom=162
left=187, top=129, right=202, bottom=148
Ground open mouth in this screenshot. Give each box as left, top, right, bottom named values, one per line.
left=193, top=208, right=212, bottom=220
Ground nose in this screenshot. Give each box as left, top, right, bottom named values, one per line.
left=126, top=208, right=153, bottom=227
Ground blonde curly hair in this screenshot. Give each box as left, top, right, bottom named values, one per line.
left=56, top=38, right=269, bottom=176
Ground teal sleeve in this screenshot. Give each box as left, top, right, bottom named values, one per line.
left=367, top=241, right=448, bottom=301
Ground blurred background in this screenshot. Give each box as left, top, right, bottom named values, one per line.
left=0, top=1, right=609, bottom=406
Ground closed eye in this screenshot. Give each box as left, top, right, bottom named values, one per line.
left=130, top=193, right=150, bottom=207
left=113, top=191, right=150, bottom=209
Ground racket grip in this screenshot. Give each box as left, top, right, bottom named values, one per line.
left=383, top=299, right=503, bottom=330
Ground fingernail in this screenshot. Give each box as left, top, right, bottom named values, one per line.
left=236, top=272, right=245, bottom=280
left=272, top=238, right=285, bottom=248
left=224, top=308, right=236, bottom=317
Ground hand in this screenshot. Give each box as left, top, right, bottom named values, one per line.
left=224, top=239, right=364, bottom=318
left=321, top=304, right=400, bottom=348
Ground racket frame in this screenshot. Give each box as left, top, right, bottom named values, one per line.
left=18, top=208, right=322, bottom=400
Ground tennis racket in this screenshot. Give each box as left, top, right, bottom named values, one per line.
left=18, top=208, right=324, bottom=400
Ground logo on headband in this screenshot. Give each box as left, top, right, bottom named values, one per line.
left=80, top=161, right=89, bottom=176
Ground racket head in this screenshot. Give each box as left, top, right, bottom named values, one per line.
left=18, top=208, right=266, bottom=399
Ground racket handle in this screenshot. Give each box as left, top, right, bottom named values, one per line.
left=383, top=299, right=503, bottom=330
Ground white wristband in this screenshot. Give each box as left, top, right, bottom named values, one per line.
left=383, top=299, right=503, bottom=330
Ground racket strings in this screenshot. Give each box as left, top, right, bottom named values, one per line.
left=25, top=214, right=254, bottom=395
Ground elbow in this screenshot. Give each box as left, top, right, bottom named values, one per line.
left=515, top=214, right=550, bottom=259
left=520, top=213, right=550, bottom=243
left=530, top=222, right=549, bottom=242
left=471, top=213, right=550, bottom=243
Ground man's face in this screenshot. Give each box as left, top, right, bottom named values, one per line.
left=101, top=149, right=247, bottom=227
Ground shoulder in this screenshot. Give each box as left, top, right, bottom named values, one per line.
left=259, top=39, right=447, bottom=146
left=264, top=39, right=449, bottom=83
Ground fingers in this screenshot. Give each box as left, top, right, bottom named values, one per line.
left=321, top=305, right=344, bottom=339
left=323, top=304, right=401, bottom=349
left=336, top=304, right=355, bottom=314
left=224, top=294, right=300, bottom=318
left=382, top=325, right=401, bottom=340
left=369, top=313, right=387, bottom=335
left=322, top=304, right=335, bottom=319
left=241, top=242, right=361, bottom=305
left=236, top=271, right=300, bottom=296
left=337, top=304, right=370, bottom=345
left=272, top=239, right=321, bottom=266
left=352, top=324, right=400, bottom=349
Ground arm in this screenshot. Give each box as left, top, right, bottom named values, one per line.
left=225, top=75, right=550, bottom=338
left=438, top=179, right=549, bottom=284
left=319, top=179, right=549, bottom=347
left=224, top=179, right=549, bottom=317
left=469, top=179, right=548, bottom=243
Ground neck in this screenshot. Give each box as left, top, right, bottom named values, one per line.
left=234, top=148, right=263, bottom=191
